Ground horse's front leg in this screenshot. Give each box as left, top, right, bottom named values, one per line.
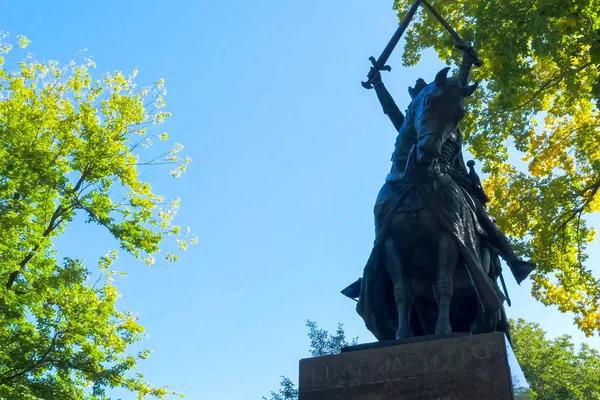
left=435, top=231, right=458, bottom=334
left=384, top=236, right=413, bottom=339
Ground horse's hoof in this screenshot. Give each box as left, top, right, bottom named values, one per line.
left=435, top=322, right=452, bottom=335
left=396, top=329, right=411, bottom=340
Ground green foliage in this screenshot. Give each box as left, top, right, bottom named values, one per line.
left=263, top=321, right=357, bottom=400
left=393, top=0, right=600, bottom=335
left=262, top=377, right=298, bottom=400
left=306, top=320, right=359, bottom=357
left=511, top=319, right=600, bottom=399
left=0, top=33, right=193, bottom=398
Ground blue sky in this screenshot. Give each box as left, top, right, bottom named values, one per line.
left=2, top=0, right=599, bottom=399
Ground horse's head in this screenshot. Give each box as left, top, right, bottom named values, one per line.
left=408, top=67, right=478, bottom=164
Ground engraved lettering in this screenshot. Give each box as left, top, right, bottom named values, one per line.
left=472, top=342, right=492, bottom=360
left=333, top=363, right=346, bottom=379
left=429, top=350, right=441, bottom=370
left=310, top=366, right=325, bottom=382
left=331, top=363, right=362, bottom=379
left=392, top=355, right=405, bottom=372
left=378, top=356, right=391, bottom=374
left=443, top=344, right=467, bottom=369
left=405, top=351, right=425, bottom=370
left=347, top=361, right=362, bottom=377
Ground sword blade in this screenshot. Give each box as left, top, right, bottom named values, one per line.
left=421, top=0, right=463, bottom=44
left=421, top=0, right=484, bottom=67
left=375, top=0, right=423, bottom=69
left=362, top=0, right=423, bottom=89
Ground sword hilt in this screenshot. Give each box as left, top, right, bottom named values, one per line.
left=361, top=56, right=392, bottom=90
left=455, top=42, right=484, bottom=67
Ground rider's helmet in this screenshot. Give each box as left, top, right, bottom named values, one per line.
left=408, top=78, right=427, bottom=100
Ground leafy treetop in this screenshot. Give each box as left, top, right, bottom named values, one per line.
left=0, top=32, right=193, bottom=399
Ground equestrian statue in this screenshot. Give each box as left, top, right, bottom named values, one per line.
left=342, top=41, right=536, bottom=342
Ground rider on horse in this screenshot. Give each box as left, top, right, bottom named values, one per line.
left=370, top=46, right=534, bottom=286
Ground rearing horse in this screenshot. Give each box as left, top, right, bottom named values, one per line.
left=356, top=67, right=505, bottom=340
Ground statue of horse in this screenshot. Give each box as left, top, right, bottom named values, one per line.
left=354, top=67, right=507, bottom=341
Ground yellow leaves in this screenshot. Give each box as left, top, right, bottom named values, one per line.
left=564, top=16, right=577, bottom=27
left=535, top=276, right=572, bottom=308
left=587, top=192, right=600, bottom=213
left=0, top=38, right=13, bottom=55
left=143, top=256, right=155, bottom=266
left=578, top=312, right=600, bottom=337
left=158, top=202, right=177, bottom=229
left=119, top=316, right=145, bottom=334
left=125, top=152, right=140, bottom=166
left=136, top=182, right=152, bottom=196
left=157, top=132, right=169, bottom=141
left=170, top=156, right=191, bottom=178
left=99, top=250, right=119, bottom=272
left=165, top=252, right=178, bottom=262
left=152, top=110, right=170, bottom=124
left=129, top=195, right=154, bottom=209
left=482, top=162, right=512, bottom=202
left=526, top=101, right=596, bottom=178
left=16, top=35, right=30, bottom=49
left=168, top=142, right=184, bottom=154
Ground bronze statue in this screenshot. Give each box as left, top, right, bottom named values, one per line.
left=343, top=46, right=535, bottom=342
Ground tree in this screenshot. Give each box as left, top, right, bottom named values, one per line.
left=0, top=33, right=193, bottom=398
left=511, top=319, right=600, bottom=399
left=391, top=0, right=600, bottom=335
left=268, top=321, right=600, bottom=400
left=262, top=321, right=357, bottom=400
left=262, top=377, right=298, bottom=400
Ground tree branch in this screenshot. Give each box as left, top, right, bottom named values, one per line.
left=554, top=178, right=600, bottom=234
left=510, top=62, right=592, bottom=112
left=5, top=167, right=92, bottom=290
left=0, top=327, right=64, bottom=384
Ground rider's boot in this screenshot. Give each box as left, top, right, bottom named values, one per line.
left=477, top=210, right=535, bottom=284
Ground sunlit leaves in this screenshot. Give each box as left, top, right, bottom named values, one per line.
left=0, top=32, right=191, bottom=398
left=393, top=0, right=600, bottom=335
left=511, top=319, right=600, bottom=399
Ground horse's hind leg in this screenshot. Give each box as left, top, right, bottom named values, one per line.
left=384, top=236, right=413, bottom=339
left=435, top=231, right=458, bottom=334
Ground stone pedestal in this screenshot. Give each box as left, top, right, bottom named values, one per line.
left=299, top=332, right=532, bottom=400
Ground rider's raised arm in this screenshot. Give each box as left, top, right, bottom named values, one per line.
left=458, top=45, right=479, bottom=87
left=371, top=69, right=405, bottom=132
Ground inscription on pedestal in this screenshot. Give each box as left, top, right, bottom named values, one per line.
left=299, top=332, right=514, bottom=400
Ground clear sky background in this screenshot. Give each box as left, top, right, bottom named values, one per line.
left=1, top=1, right=599, bottom=399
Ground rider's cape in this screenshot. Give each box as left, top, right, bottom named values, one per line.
left=353, top=148, right=505, bottom=341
